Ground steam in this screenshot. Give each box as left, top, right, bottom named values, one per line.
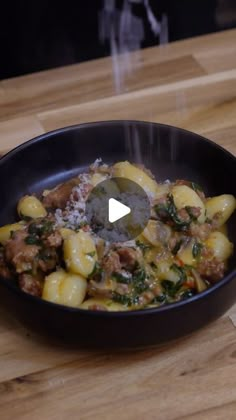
left=99, top=0, right=168, bottom=93
left=99, top=1, right=169, bottom=168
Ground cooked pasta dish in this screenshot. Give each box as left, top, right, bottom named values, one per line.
left=0, top=160, right=235, bottom=311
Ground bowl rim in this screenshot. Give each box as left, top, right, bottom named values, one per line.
left=1, top=119, right=236, bottom=317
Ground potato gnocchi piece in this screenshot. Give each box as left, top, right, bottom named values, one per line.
left=204, top=231, right=233, bottom=261
left=59, top=228, right=75, bottom=240
left=143, top=220, right=171, bottom=247
left=205, top=194, right=236, bottom=227
left=17, top=195, right=47, bottom=219
left=80, top=298, right=128, bottom=311
left=157, top=261, right=179, bottom=283
left=171, top=185, right=205, bottom=223
left=177, top=239, right=197, bottom=267
left=64, top=230, right=97, bottom=277
left=0, top=222, right=25, bottom=244
left=42, top=270, right=87, bottom=307
left=112, top=161, right=159, bottom=197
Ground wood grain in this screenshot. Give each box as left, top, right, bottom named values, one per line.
left=0, top=29, right=236, bottom=419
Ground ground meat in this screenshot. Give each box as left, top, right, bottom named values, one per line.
left=197, top=257, right=225, bottom=282
left=102, top=251, right=121, bottom=274
left=42, top=178, right=79, bottom=209
left=189, top=222, right=212, bottom=241
left=177, top=208, right=191, bottom=222
left=5, top=231, right=40, bottom=273
left=19, top=273, right=42, bottom=297
left=37, top=248, right=58, bottom=272
left=116, top=247, right=139, bottom=270
left=87, top=280, right=113, bottom=299
left=190, top=207, right=202, bottom=219
left=177, top=207, right=201, bottom=223
left=138, top=284, right=162, bottom=306
left=45, top=231, right=62, bottom=248
left=153, top=196, right=168, bottom=218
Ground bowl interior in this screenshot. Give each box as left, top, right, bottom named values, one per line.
left=1, top=120, right=236, bottom=274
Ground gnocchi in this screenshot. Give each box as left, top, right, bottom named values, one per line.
left=204, top=231, right=233, bottom=261
left=17, top=195, right=47, bottom=219
left=0, top=222, right=25, bottom=244
left=205, top=194, right=236, bottom=226
left=0, top=160, right=234, bottom=312
left=43, top=270, right=87, bottom=307
left=112, top=161, right=160, bottom=197
left=64, top=230, right=97, bottom=277
left=172, top=185, right=205, bottom=223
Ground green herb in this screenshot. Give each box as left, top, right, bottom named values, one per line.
left=192, top=242, right=203, bottom=259
left=155, top=194, right=190, bottom=231
left=24, top=235, right=42, bottom=246
left=86, top=251, right=96, bottom=257
left=191, top=182, right=203, bottom=193
left=112, top=292, right=139, bottom=306
left=170, top=263, right=187, bottom=283
left=111, top=272, right=132, bottom=284
left=161, top=279, right=182, bottom=297
left=88, top=261, right=103, bottom=278
left=136, top=240, right=152, bottom=254
left=40, top=220, right=54, bottom=235
left=132, top=267, right=148, bottom=294
left=28, top=220, right=54, bottom=236
left=171, top=239, right=183, bottom=255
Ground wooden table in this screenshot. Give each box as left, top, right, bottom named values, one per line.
left=0, top=29, right=236, bottom=420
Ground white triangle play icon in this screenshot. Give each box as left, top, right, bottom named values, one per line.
left=108, top=198, right=131, bottom=223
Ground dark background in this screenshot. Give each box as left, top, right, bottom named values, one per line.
left=1, top=0, right=236, bottom=80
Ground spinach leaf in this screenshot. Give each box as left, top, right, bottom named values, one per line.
left=170, top=263, right=187, bottom=283
left=24, top=235, right=42, bottom=246
left=191, top=182, right=203, bottom=193
left=171, top=239, right=183, bottom=255
left=132, top=267, right=148, bottom=293
left=111, top=272, right=132, bottom=284
left=192, top=242, right=203, bottom=258
left=112, top=292, right=139, bottom=306
left=88, top=261, right=103, bottom=278
left=161, top=279, right=182, bottom=298
left=155, top=194, right=191, bottom=231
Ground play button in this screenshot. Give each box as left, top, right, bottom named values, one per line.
left=85, top=177, right=150, bottom=243
left=108, top=198, right=131, bottom=223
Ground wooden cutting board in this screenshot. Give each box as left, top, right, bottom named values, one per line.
left=0, top=28, right=236, bottom=420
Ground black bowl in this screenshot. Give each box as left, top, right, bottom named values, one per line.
left=0, top=120, right=236, bottom=347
